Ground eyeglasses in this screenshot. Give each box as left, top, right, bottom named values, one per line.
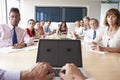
left=9, top=16, right=20, bottom=19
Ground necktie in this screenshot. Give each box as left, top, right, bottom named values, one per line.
left=12, top=27, right=18, bottom=45
left=46, top=27, right=49, bottom=32
left=93, top=30, right=96, bottom=40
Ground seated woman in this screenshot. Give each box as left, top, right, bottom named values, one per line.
left=73, top=20, right=84, bottom=39
left=91, top=8, right=120, bottom=53
left=39, top=20, right=45, bottom=35
left=34, top=21, right=44, bottom=39
left=57, top=21, right=68, bottom=35
left=74, top=20, right=81, bottom=34
left=26, top=19, right=36, bottom=38
left=83, top=16, right=90, bottom=31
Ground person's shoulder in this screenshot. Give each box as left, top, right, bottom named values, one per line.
left=44, top=26, right=47, bottom=28
left=117, top=27, right=120, bottom=34
left=43, top=26, right=47, bottom=29
left=26, top=28, right=30, bottom=31
left=117, top=27, right=120, bottom=39
left=118, top=27, right=120, bottom=31
left=0, top=24, right=9, bottom=27
left=87, top=29, right=92, bottom=32
left=98, top=26, right=107, bottom=32
left=0, top=24, right=9, bottom=30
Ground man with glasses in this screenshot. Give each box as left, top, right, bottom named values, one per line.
left=0, top=7, right=33, bottom=48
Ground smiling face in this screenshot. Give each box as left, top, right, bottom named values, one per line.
left=89, top=19, right=98, bottom=30
left=9, top=12, right=20, bottom=27
left=83, top=18, right=89, bottom=26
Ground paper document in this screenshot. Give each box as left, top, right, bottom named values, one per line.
left=0, top=47, right=21, bottom=53
left=23, top=45, right=38, bottom=51
left=0, top=45, right=38, bottom=53
left=88, top=49, right=107, bottom=54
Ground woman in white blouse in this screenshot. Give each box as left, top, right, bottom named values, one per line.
left=92, top=8, right=120, bottom=53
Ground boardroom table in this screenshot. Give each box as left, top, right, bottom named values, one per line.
left=0, top=39, right=120, bottom=80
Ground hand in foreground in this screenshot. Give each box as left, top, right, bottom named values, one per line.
left=59, top=63, right=86, bottom=80
left=20, top=62, right=54, bottom=80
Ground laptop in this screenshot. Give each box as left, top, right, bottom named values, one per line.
left=36, top=39, right=87, bottom=80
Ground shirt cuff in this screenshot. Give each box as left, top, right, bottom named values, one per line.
left=4, top=70, right=20, bottom=80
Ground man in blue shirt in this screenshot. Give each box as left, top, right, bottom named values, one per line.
left=44, top=21, right=56, bottom=35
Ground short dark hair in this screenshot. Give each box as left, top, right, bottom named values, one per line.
left=9, top=7, right=20, bottom=17
left=90, top=18, right=99, bottom=24
left=27, top=19, right=35, bottom=24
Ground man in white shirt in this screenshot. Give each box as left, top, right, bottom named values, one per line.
left=0, top=7, right=33, bottom=48
left=84, top=18, right=101, bottom=43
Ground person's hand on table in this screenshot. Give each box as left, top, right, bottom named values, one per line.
left=13, top=43, right=27, bottom=49
left=20, top=62, right=54, bottom=80
left=59, top=63, right=86, bottom=80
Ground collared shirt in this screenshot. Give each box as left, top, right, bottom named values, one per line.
left=44, top=26, right=51, bottom=34
left=94, top=27, right=120, bottom=48
left=0, top=24, right=34, bottom=48
left=84, top=28, right=101, bottom=43
left=75, top=26, right=86, bottom=37
left=0, top=69, right=20, bottom=80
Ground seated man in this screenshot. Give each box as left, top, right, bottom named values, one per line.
left=44, top=21, right=56, bottom=35
left=0, top=7, right=33, bottom=49
left=84, top=18, right=101, bottom=43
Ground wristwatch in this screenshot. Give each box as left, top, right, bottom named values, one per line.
left=24, top=43, right=27, bottom=47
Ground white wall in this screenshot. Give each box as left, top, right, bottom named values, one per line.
left=0, top=0, right=7, bottom=24
left=20, top=0, right=101, bottom=29
left=119, top=2, right=120, bottom=10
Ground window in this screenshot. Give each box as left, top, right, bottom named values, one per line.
left=36, top=7, right=61, bottom=22
left=0, top=0, right=20, bottom=24
left=35, top=7, right=87, bottom=22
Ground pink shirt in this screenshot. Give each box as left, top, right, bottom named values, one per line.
left=0, top=24, right=34, bottom=48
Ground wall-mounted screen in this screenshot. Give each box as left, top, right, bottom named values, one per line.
left=35, top=6, right=87, bottom=22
